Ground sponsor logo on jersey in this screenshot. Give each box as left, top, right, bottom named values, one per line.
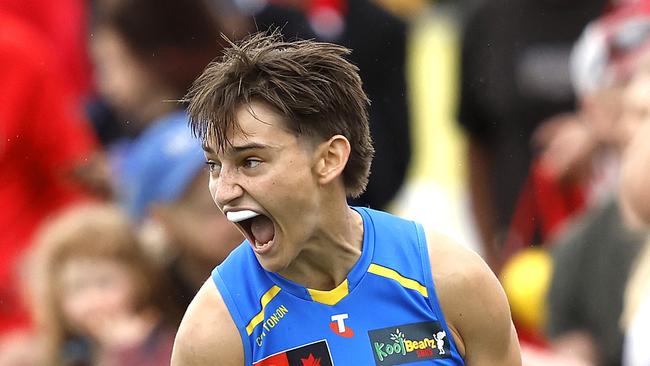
left=253, top=340, right=333, bottom=366
left=300, top=353, right=321, bottom=366
left=329, top=313, right=354, bottom=338
left=367, top=321, right=451, bottom=366
left=255, top=305, right=290, bottom=346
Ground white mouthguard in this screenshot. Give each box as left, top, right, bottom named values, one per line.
left=226, top=210, right=259, bottom=223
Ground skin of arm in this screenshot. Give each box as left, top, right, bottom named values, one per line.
left=428, top=232, right=521, bottom=366
left=171, top=279, right=244, bottom=366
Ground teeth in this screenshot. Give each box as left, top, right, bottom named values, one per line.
left=255, top=240, right=272, bottom=248
left=226, top=210, right=259, bottom=223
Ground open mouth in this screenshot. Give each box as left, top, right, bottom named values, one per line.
left=226, top=210, right=276, bottom=253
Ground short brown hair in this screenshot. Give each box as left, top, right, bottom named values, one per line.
left=185, top=31, right=374, bottom=197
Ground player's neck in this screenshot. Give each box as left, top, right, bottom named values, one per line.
left=278, top=205, right=364, bottom=291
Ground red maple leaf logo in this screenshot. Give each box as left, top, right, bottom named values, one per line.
left=300, top=353, right=321, bottom=366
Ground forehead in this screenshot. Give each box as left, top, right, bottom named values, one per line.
left=204, top=101, right=298, bottom=154
left=234, top=101, right=289, bottom=135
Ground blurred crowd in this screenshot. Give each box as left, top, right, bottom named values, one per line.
left=2, top=0, right=650, bottom=365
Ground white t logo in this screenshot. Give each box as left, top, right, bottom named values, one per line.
left=331, top=313, right=349, bottom=333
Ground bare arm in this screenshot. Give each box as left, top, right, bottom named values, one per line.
left=428, top=232, right=521, bottom=366
left=171, top=279, right=244, bottom=366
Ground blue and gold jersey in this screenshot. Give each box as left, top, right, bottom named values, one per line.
left=212, top=207, right=466, bottom=365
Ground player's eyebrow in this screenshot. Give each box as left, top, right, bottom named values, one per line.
left=202, top=142, right=276, bottom=156
left=229, top=142, right=273, bottom=154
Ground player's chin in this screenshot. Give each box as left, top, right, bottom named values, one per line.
left=254, top=248, right=290, bottom=273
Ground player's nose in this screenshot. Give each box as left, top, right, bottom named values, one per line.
left=210, top=167, right=244, bottom=206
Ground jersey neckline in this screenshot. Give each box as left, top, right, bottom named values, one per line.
left=264, top=206, right=376, bottom=305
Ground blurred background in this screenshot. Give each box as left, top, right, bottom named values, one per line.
left=3, top=0, right=650, bottom=365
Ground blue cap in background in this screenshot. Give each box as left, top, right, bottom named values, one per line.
left=114, top=110, right=207, bottom=220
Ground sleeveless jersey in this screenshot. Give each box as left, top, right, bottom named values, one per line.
left=212, top=207, right=466, bottom=365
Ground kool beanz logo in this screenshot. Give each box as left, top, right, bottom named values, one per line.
left=368, top=321, right=451, bottom=366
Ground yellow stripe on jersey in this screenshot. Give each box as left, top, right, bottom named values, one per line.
left=245, top=285, right=282, bottom=335
left=368, top=263, right=428, bottom=298
left=307, top=279, right=350, bottom=306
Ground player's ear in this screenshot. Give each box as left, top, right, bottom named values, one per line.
left=314, top=135, right=350, bottom=186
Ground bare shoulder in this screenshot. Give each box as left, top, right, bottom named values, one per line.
left=171, top=279, right=244, bottom=366
left=426, top=232, right=498, bottom=304
left=426, top=232, right=521, bottom=366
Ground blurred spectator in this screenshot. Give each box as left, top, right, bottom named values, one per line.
left=545, top=4, right=650, bottom=365
left=88, top=0, right=221, bottom=136
left=457, top=0, right=608, bottom=270
left=0, top=10, right=107, bottom=335
left=618, top=56, right=650, bottom=366
left=28, top=203, right=179, bottom=366
left=89, top=0, right=243, bottom=308
left=547, top=200, right=644, bottom=365
left=87, top=1, right=315, bottom=148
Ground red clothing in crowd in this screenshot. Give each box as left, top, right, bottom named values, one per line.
left=0, top=11, right=97, bottom=333
left=0, top=0, right=92, bottom=98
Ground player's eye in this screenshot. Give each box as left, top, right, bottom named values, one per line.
left=205, top=160, right=221, bottom=174
left=244, top=158, right=262, bottom=169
